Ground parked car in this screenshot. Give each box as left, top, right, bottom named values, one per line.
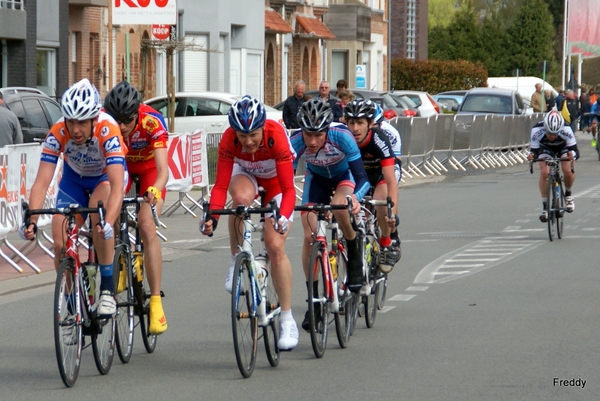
left=0, top=87, right=62, bottom=143
left=272, top=88, right=418, bottom=119
left=433, top=91, right=467, bottom=114
left=390, top=90, right=441, bottom=117
left=456, top=87, right=527, bottom=116
left=144, top=92, right=283, bottom=134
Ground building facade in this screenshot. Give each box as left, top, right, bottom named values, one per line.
left=0, top=0, right=69, bottom=98
left=389, top=0, right=428, bottom=62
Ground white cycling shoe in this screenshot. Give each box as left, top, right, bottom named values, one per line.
left=278, top=319, right=299, bottom=351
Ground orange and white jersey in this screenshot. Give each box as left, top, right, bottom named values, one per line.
left=40, top=112, right=127, bottom=176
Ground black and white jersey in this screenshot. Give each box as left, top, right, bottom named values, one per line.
left=530, top=121, right=578, bottom=159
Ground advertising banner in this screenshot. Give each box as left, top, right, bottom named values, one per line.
left=113, top=0, right=177, bottom=25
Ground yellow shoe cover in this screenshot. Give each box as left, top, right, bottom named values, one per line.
left=116, top=269, right=127, bottom=293
left=149, top=296, right=167, bottom=335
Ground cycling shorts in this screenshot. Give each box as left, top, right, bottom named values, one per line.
left=126, top=159, right=166, bottom=199
left=56, top=163, right=108, bottom=208
left=537, top=146, right=571, bottom=160
left=232, top=164, right=293, bottom=222
left=301, top=169, right=355, bottom=205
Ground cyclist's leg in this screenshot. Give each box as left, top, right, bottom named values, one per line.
left=537, top=159, right=551, bottom=221
left=133, top=162, right=168, bottom=334
left=561, top=156, right=576, bottom=212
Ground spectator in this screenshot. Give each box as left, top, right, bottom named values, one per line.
left=282, top=80, right=307, bottom=129
left=333, top=79, right=348, bottom=97
left=580, top=90, right=591, bottom=132
left=544, top=89, right=556, bottom=112
left=555, top=89, right=565, bottom=110
left=564, top=89, right=580, bottom=132
left=332, top=90, right=355, bottom=122
left=589, top=87, right=598, bottom=106
left=317, top=80, right=337, bottom=109
left=0, top=91, right=23, bottom=147
left=530, top=83, right=543, bottom=113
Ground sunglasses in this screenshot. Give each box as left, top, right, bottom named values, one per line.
left=117, top=113, right=137, bottom=125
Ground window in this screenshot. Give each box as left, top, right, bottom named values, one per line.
left=406, top=0, right=416, bottom=59
left=42, top=98, right=62, bottom=124
left=22, top=99, right=49, bottom=129
left=37, top=48, right=56, bottom=97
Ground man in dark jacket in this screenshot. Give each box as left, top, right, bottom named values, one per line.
left=282, top=80, right=307, bottom=129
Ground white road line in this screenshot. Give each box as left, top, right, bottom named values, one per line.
left=414, top=237, right=544, bottom=284
left=378, top=306, right=396, bottom=313
left=389, top=294, right=417, bottom=301
left=405, top=286, right=429, bottom=292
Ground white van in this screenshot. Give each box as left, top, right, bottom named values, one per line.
left=487, top=76, right=558, bottom=105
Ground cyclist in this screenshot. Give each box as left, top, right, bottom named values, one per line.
left=591, top=97, right=600, bottom=145
left=199, top=95, right=299, bottom=351
left=372, top=103, right=402, bottom=261
left=291, top=97, right=370, bottom=330
left=344, top=100, right=400, bottom=274
left=19, top=78, right=126, bottom=316
left=527, top=110, right=579, bottom=222
left=103, top=80, right=169, bottom=335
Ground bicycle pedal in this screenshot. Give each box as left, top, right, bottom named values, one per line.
left=160, top=290, right=165, bottom=297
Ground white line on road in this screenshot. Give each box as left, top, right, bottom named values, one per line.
left=389, top=294, right=417, bottom=301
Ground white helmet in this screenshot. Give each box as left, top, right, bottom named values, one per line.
left=543, top=110, right=564, bottom=134
left=61, top=78, right=101, bottom=120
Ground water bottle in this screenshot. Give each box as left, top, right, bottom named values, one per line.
left=133, top=253, right=143, bottom=283
left=329, top=250, right=337, bottom=280
left=81, top=262, right=96, bottom=303
left=255, top=255, right=268, bottom=293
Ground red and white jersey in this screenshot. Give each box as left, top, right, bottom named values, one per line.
left=123, top=104, right=169, bottom=163
left=210, top=119, right=296, bottom=219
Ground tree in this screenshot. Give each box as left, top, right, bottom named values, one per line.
left=429, top=0, right=459, bottom=29
left=480, top=11, right=509, bottom=76
left=505, top=0, right=555, bottom=77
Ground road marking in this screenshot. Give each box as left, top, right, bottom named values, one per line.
left=406, top=286, right=429, bottom=292
left=389, top=294, right=416, bottom=301
left=414, top=236, right=544, bottom=284
left=378, top=306, right=396, bottom=313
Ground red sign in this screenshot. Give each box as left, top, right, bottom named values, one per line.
left=152, top=24, right=171, bottom=40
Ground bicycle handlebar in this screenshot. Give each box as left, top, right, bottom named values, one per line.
left=22, top=201, right=106, bottom=229
left=121, top=197, right=163, bottom=228
left=529, top=157, right=574, bottom=174
left=201, top=200, right=281, bottom=236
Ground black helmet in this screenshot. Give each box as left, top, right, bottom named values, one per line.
left=297, top=97, right=333, bottom=132
left=104, top=80, right=141, bottom=121
left=344, top=99, right=376, bottom=120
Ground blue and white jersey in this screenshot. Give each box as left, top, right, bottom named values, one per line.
left=530, top=121, right=577, bottom=151
left=380, top=120, right=402, bottom=157
left=290, top=124, right=362, bottom=178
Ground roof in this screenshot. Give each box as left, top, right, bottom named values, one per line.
left=265, top=9, right=293, bottom=34
left=295, top=14, right=335, bottom=40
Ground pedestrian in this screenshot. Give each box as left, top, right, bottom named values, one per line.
left=544, top=89, right=556, bottom=112
left=282, top=80, right=308, bottom=129
left=0, top=92, right=23, bottom=147
left=530, top=83, right=543, bottom=113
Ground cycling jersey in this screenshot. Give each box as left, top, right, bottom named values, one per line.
left=122, top=104, right=169, bottom=198
left=379, top=120, right=402, bottom=157
left=124, top=104, right=169, bottom=163
left=357, top=127, right=396, bottom=186
left=41, top=112, right=127, bottom=176
left=530, top=121, right=579, bottom=159
left=210, top=119, right=296, bottom=219
left=290, top=124, right=370, bottom=203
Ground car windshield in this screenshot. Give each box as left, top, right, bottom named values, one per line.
left=461, top=94, right=513, bottom=114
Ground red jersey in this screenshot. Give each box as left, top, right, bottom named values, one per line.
left=210, top=119, right=296, bottom=219
left=124, top=104, right=169, bottom=163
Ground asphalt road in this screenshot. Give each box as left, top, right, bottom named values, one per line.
left=1, top=134, right=600, bottom=400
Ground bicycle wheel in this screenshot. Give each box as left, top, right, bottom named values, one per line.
left=334, top=237, right=351, bottom=348
left=556, top=182, right=564, bottom=239
left=232, top=252, right=258, bottom=378
left=547, top=176, right=555, bottom=241
left=364, top=238, right=378, bottom=329
left=132, top=255, right=157, bottom=353
left=262, top=262, right=280, bottom=367
left=113, top=245, right=134, bottom=363
left=92, top=309, right=116, bottom=375
left=376, top=273, right=388, bottom=310
left=54, top=259, right=82, bottom=388
left=307, top=243, right=330, bottom=358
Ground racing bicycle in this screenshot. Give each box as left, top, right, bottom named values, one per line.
left=22, top=201, right=115, bottom=388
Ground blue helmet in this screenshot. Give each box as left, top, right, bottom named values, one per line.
left=374, top=103, right=384, bottom=124
left=228, top=95, right=267, bottom=133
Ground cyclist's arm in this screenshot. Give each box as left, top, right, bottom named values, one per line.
left=271, top=128, right=297, bottom=220
left=208, top=132, right=236, bottom=216
left=26, top=161, right=56, bottom=225
left=104, top=163, right=125, bottom=226
left=150, top=147, right=169, bottom=201
left=381, top=162, right=398, bottom=216
left=348, top=158, right=370, bottom=201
